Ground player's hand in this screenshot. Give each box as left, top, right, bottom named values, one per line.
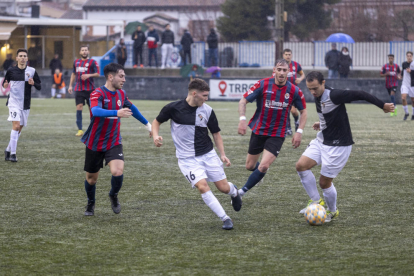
left=148, top=131, right=153, bottom=138
left=407, top=68, right=411, bottom=73
left=383, top=103, right=395, bottom=113
left=153, top=136, right=163, bottom=147
left=28, top=78, right=34, bottom=85
left=68, top=87, right=73, bottom=94
left=81, top=74, right=89, bottom=80
left=312, top=122, right=320, bottom=131
left=295, top=79, right=301, bottom=85
left=221, top=155, right=231, bottom=167
left=117, top=108, right=132, bottom=118
left=238, top=120, right=247, bottom=135
left=292, top=133, right=302, bottom=149
left=3, top=80, right=9, bottom=89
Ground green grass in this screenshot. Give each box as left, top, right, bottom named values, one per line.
left=0, top=98, right=413, bottom=275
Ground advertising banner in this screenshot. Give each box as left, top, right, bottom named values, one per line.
left=209, top=79, right=258, bottom=100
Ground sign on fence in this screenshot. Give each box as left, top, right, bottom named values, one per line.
left=209, top=79, right=257, bottom=100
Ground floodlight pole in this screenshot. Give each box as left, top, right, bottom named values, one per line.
left=275, top=0, right=284, bottom=61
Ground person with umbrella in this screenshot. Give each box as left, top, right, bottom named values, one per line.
left=325, top=43, right=340, bottom=79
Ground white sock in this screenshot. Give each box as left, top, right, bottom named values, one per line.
left=403, top=105, right=408, bottom=114
left=57, top=94, right=61, bottom=98
left=323, top=183, right=337, bottom=213
left=238, top=189, right=245, bottom=196
left=227, top=182, right=237, bottom=197
left=201, top=191, right=229, bottom=221
left=297, top=170, right=320, bottom=201
left=412, top=106, right=414, bottom=114
left=6, top=141, right=11, bottom=152
left=9, top=129, right=19, bottom=154
left=51, top=88, right=56, bottom=97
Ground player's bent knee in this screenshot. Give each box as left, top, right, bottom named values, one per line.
left=295, top=161, right=306, bottom=172
left=258, top=164, right=270, bottom=173
left=195, top=180, right=210, bottom=193
left=111, top=169, right=123, bottom=177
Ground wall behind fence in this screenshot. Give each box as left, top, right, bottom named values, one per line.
left=28, top=76, right=409, bottom=105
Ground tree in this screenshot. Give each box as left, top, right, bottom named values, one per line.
left=284, top=0, right=340, bottom=41
left=392, top=9, right=414, bottom=41
left=217, top=0, right=275, bottom=41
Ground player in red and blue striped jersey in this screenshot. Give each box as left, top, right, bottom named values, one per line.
left=380, top=54, right=401, bottom=117
left=237, top=59, right=307, bottom=197
left=68, top=45, right=100, bottom=137
left=81, top=63, right=152, bottom=216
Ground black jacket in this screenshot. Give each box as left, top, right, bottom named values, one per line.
left=49, top=58, right=63, bottom=75
left=180, top=31, right=194, bottom=51
left=162, top=30, right=175, bottom=45
left=132, top=30, right=146, bottom=48
left=325, top=49, right=340, bottom=70
left=116, top=43, right=128, bottom=60
left=207, top=30, right=218, bottom=49
left=338, top=53, right=352, bottom=75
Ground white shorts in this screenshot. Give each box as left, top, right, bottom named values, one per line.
left=178, top=150, right=226, bottom=188
left=401, top=85, right=414, bottom=97
left=7, top=108, right=30, bottom=126
left=57, top=87, right=66, bottom=94
left=302, top=139, right=352, bottom=178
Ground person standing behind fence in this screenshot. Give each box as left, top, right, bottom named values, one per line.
left=180, top=29, right=194, bottom=66
left=380, top=54, right=401, bottom=117
left=338, top=47, right=352, bottom=79
left=116, top=38, right=127, bottom=67
left=325, top=43, right=340, bottom=79
left=3, top=54, right=14, bottom=75
left=161, top=24, right=175, bottom=69
left=207, top=29, right=218, bottom=67
left=147, top=25, right=159, bottom=68
left=132, top=26, right=146, bottom=68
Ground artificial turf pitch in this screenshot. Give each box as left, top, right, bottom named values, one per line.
left=0, top=98, right=413, bottom=275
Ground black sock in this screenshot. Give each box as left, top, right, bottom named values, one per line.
left=109, top=175, right=123, bottom=196
left=76, top=110, right=82, bottom=130
left=242, top=168, right=266, bottom=192
left=249, top=162, right=260, bottom=171
left=84, top=179, right=96, bottom=203
left=293, top=115, right=299, bottom=123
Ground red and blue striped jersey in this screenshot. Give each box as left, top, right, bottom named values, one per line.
left=381, top=63, right=400, bottom=88
left=287, top=61, right=302, bottom=83
left=73, top=58, right=99, bottom=92
left=81, top=86, right=133, bottom=152
left=244, top=78, right=306, bottom=137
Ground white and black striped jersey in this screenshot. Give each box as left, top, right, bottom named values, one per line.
left=156, top=99, right=221, bottom=158
left=315, top=86, right=385, bottom=146
left=3, top=66, right=41, bottom=110
left=402, top=61, right=414, bottom=87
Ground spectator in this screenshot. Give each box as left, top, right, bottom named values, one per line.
left=2, top=54, right=13, bottom=75
left=207, top=28, right=218, bottom=66
left=180, top=29, right=194, bottom=66
left=116, top=38, right=127, bottom=67
left=188, top=65, right=199, bottom=78
left=325, top=43, right=340, bottom=79
left=132, top=25, right=146, bottom=68
left=147, top=25, right=159, bottom=68
left=161, top=24, right=175, bottom=69
left=49, top=53, right=63, bottom=76
left=339, top=47, right=352, bottom=79
left=28, top=42, right=39, bottom=68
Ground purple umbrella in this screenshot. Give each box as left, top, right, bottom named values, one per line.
left=206, top=66, right=221, bottom=73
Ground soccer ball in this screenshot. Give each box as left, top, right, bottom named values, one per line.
left=304, top=204, right=326, bottom=226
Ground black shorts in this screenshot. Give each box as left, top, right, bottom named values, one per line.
left=387, top=87, right=397, bottom=95
left=248, top=132, right=285, bottom=157
left=75, top=90, right=92, bottom=106
left=84, top=144, right=124, bottom=173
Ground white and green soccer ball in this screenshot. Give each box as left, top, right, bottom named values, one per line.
left=304, top=203, right=326, bottom=226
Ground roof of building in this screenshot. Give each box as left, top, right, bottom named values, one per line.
left=83, top=0, right=225, bottom=9
left=60, top=9, right=83, bottom=19
left=143, top=13, right=178, bottom=22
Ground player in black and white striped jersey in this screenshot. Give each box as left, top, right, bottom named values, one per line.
left=401, top=51, right=414, bottom=120
left=3, top=48, right=41, bottom=162
left=152, top=79, right=242, bottom=230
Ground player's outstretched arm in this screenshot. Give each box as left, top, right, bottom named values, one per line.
left=152, top=119, right=163, bottom=147
left=330, top=89, right=390, bottom=111
left=212, top=132, right=231, bottom=167
left=238, top=97, right=248, bottom=135
left=292, top=109, right=307, bottom=149
left=129, top=104, right=152, bottom=136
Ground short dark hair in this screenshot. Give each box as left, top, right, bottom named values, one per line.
left=406, top=51, right=413, bottom=56
left=104, top=63, right=124, bottom=79
left=283, top=49, right=292, bottom=54
left=188, top=78, right=210, bottom=92
left=306, top=71, right=324, bottom=84
left=165, top=23, right=170, bottom=28
left=388, top=54, right=394, bottom=57
left=16, top=48, right=28, bottom=56
left=274, top=58, right=289, bottom=67
left=80, top=45, right=89, bottom=50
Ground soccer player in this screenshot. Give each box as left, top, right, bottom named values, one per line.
left=81, top=63, right=152, bottom=216
left=152, top=78, right=242, bottom=230
left=237, top=59, right=307, bottom=197
left=68, top=45, right=100, bottom=136
left=401, top=51, right=414, bottom=120
left=283, top=49, right=305, bottom=134
left=51, top=68, right=66, bottom=98
left=296, top=71, right=394, bottom=222
left=3, top=48, right=41, bottom=162
left=380, top=54, right=401, bottom=117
